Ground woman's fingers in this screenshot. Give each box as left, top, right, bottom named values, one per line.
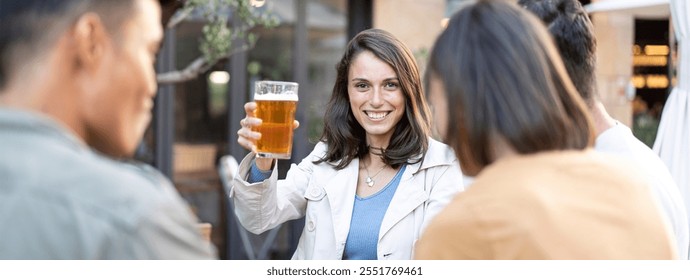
left=236, top=133, right=254, bottom=151
left=241, top=117, right=262, bottom=128
left=244, top=102, right=257, bottom=117
left=237, top=126, right=262, bottom=141
left=238, top=102, right=263, bottom=152
left=237, top=127, right=261, bottom=151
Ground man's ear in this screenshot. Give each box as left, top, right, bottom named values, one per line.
left=71, top=13, right=110, bottom=71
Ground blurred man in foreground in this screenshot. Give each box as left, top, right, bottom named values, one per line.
left=0, top=0, right=216, bottom=259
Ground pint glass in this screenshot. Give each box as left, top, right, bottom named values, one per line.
left=253, top=81, right=299, bottom=159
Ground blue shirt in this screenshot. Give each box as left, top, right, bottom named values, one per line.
left=248, top=161, right=273, bottom=183
left=343, top=165, right=406, bottom=260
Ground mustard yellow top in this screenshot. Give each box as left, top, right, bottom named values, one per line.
left=415, top=150, right=676, bottom=260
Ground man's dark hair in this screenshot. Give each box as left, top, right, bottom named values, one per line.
left=0, top=0, right=136, bottom=89
left=316, top=28, right=432, bottom=170
left=519, top=0, right=598, bottom=104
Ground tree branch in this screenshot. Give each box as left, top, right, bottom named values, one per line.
left=155, top=0, right=275, bottom=85
left=167, top=6, right=194, bottom=29
left=156, top=57, right=208, bottom=84
left=156, top=42, right=255, bottom=84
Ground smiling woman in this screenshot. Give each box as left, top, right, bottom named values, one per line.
left=316, top=29, right=432, bottom=171
left=347, top=50, right=406, bottom=150
left=229, top=28, right=465, bottom=260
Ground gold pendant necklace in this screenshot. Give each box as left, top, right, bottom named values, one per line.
left=363, top=161, right=387, bottom=187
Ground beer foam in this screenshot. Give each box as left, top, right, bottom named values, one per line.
left=254, top=93, right=299, bottom=101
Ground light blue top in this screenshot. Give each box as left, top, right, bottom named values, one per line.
left=343, top=165, right=406, bottom=260
left=0, top=108, right=215, bottom=259
left=248, top=161, right=273, bottom=183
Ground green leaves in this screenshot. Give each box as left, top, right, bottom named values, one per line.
left=185, top=0, right=278, bottom=66
left=200, top=18, right=231, bottom=63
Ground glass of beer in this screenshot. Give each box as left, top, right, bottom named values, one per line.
left=253, top=80, right=299, bottom=159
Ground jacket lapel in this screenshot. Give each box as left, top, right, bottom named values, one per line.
left=321, top=158, right=359, bottom=246
left=378, top=161, right=428, bottom=241
left=378, top=140, right=455, bottom=241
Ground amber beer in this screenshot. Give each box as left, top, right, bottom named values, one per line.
left=254, top=81, right=299, bottom=159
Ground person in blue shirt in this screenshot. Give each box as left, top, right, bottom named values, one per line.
left=231, top=28, right=464, bottom=260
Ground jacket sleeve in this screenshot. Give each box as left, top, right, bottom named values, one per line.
left=420, top=158, right=465, bottom=234
left=230, top=143, right=326, bottom=234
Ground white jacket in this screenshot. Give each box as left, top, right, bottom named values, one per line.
left=230, top=138, right=464, bottom=260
